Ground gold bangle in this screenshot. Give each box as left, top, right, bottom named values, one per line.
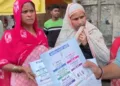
left=13, top=66, right=22, bottom=73
left=12, top=66, right=18, bottom=72
left=12, top=66, right=19, bottom=72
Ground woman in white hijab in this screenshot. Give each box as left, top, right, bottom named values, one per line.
left=55, top=3, right=110, bottom=66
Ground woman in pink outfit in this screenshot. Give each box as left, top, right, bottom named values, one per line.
left=0, top=0, right=48, bottom=86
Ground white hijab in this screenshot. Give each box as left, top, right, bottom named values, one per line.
left=55, top=3, right=110, bottom=66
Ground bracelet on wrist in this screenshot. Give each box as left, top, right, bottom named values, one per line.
left=12, top=66, right=22, bottom=73
left=96, top=66, right=104, bottom=80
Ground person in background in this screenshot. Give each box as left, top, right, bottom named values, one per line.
left=0, top=0, right=48, bottom=86
left=55, top=3, right=110, bottom=67
left=109, top=37, right=120, bottom=86
left=6, top=15, right=15, bottom=29
left=44, top=4, right=63, bottom=48
left=0, top=20, right=4, bottom=39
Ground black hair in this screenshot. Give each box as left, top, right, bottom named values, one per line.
left=22, top=1, right=35, bottom=10
left=29, top=1, right=35, bottom=9
left=50, top=4, right=60, bottom=11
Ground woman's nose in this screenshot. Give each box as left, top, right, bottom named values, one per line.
left=78, top=19, right=82, bottom=25
left=27, top=12, right=32, bottom=16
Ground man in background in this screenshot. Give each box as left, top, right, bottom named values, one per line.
left=44, top=4, right=63, bottom=48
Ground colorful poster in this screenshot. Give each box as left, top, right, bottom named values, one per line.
left=40, top=38, right=102, bottom=86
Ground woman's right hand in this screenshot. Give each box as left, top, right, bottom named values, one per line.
left=21, top=66, right=36, bottom=82
left=78, top=30, right=88, bottom=46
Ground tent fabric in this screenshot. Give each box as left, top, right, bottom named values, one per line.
left=0, top=0, right=45, bottom=15
left=45, top=0, right=72, bottom=7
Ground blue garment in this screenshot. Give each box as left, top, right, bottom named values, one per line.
left=114, top=48, right=120, bottom=67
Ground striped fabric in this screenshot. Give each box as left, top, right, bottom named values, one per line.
left=44, top=18, right=63, bottom=47
left=111, top=79, right=120, bottom=86
left=44, top=26, right=62, bottom=47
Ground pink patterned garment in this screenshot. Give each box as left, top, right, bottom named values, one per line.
left=10, top=45, right=48, bottom=86
left=111, top=79, right=120, bottom=86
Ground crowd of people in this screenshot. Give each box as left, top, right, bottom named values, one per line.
left=0, top=0, right=120, bottom=86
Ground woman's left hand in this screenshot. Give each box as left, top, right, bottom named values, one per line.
left=78, top=31, right=88, bottom=46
